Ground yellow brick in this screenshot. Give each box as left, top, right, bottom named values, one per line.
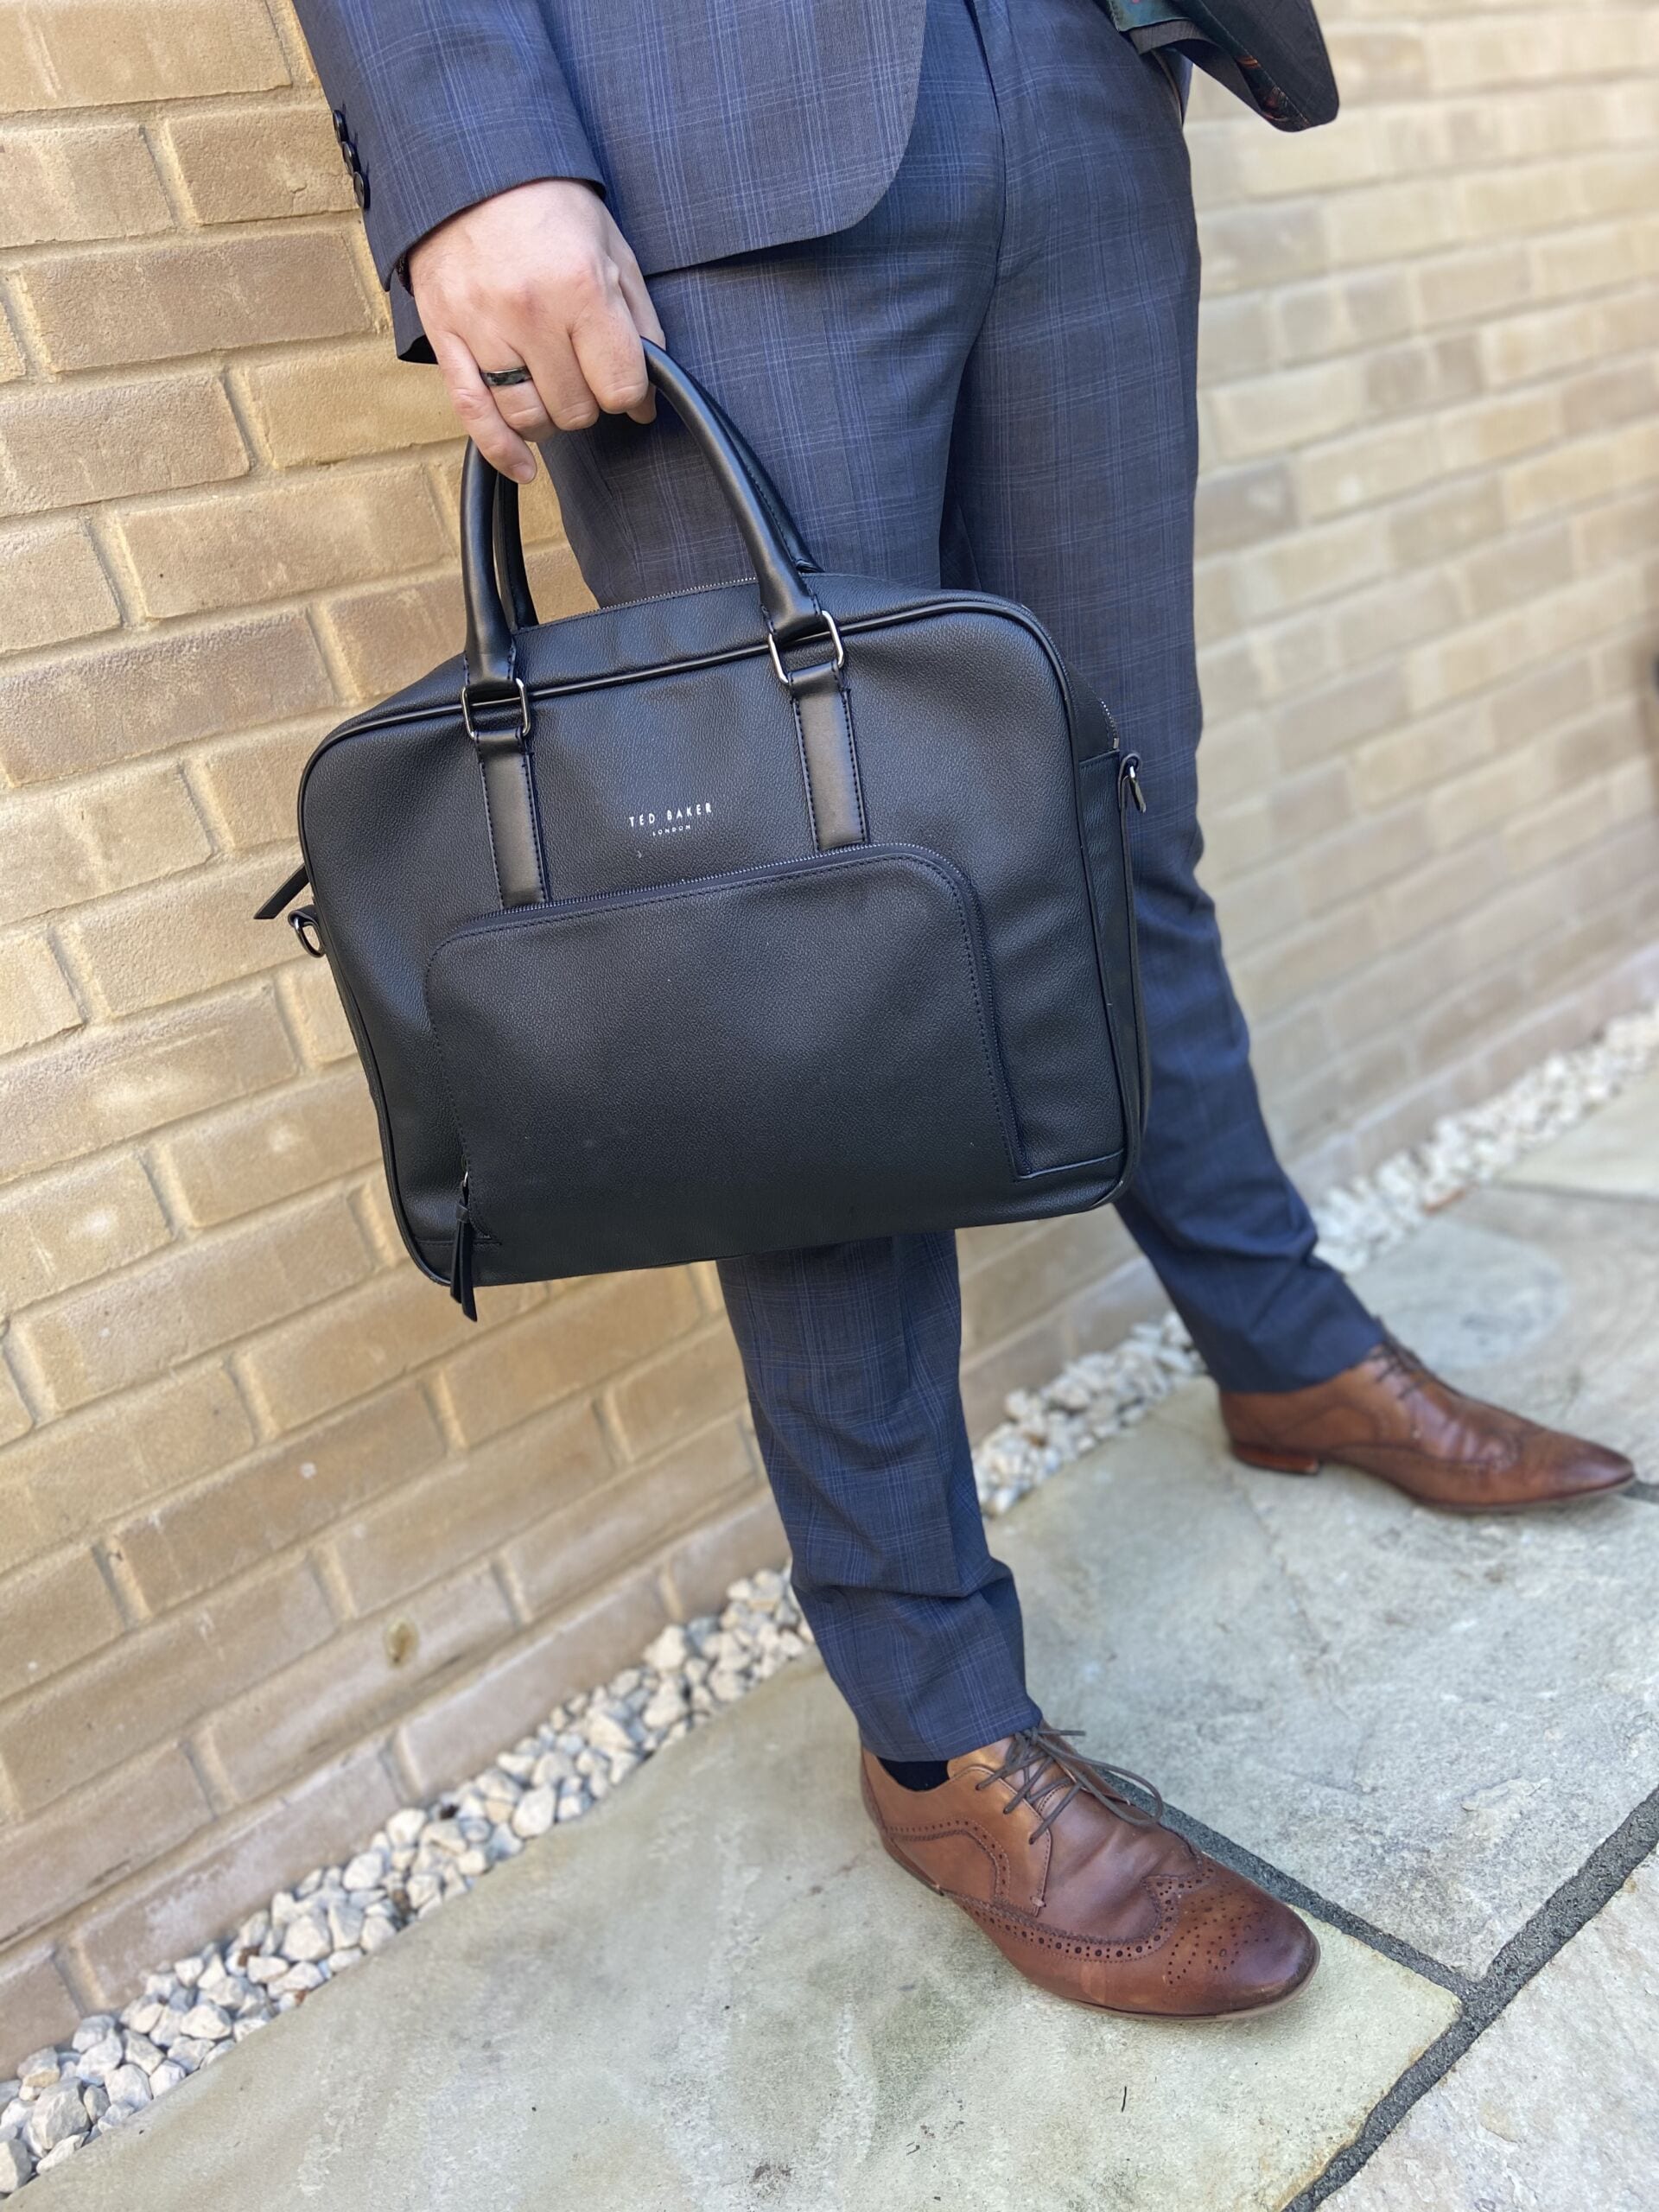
left=1295, top=423, right=1445, bottom=521
left=960, top=1207, right=1135, bottom=1357
left=1326, top=180, right=1459, bottom=266
left=1235, top=512, right=1390, bottom=620
left=1414, top=244, right=1532, bottom=330
left=9, top=1192, right=370, bottom=1415
left=0, top=931, right=79, bottom=1054
left=504, top=1421, right=755, bottom=1622
left=0, top=1358, right=31, bottom=1445
left=235, top=1267, right=487, bottom=1433
left=1196, top=200, right=1329, bottom=298
left=14, top=232, right=372, bottom=372
left=110, top=1385, right=445, bottom=1613
left=0, top=1364, right=252, bottom=1578
left=276, top=956, right=357, bottom=1066
left=0, top=1152, right=169, bottom=1308
left=324, top=1396, right=613, bottom=1616
left=0, top=119, right=168, bottom=245
left=1505, top=420, right=1659, bottom=524
left=0, top=1948, right=79, bottom=2072
left=0, top=1745, right=210, bottom=1954
left=1364, top=334, right=1483, bottom=419
left=1387, top=478, right=1505, bottom=568
left=157, top=1066, right=378, bottom=1229
left=1274, top=268, right=1414, bottom=365
left=0, top=308, right=22, bottom=381
left=0, top=614, right=334, bottom=785
left=58, top=855, right=302, bottom=1019
left=201, top=1564, right=513, bottom=1801
left=604, top=1320, right=747, bottom=1462
left=1459, top=518, right=1574, bottom=619
left=0, top=1557, right=333, bottom=1812
left=65, top=1745, right=397, bottom=2012
left=1, top=764, right=210, bottom=929
left=178, top=721, right=315, bottom=851
left=1457, top=162, right=1585, bottom=244
left=1323, top=28, right=1428, bottom=104
left=1407, top=575, right=1632, bottom=712
left=1529, top=219, right=1647, bottom=302
left=1206, top=359, right=1365, bottom=462
left=114, top=466, right=448, bottom=621
left=315, top=572, right=461, bottom=702
left=436, top=1270, right=703, bottom=1447
left=0, top=517, right=119, bottom=651
left=0, top=373, right=247, bottom=512
left=241, top=345, right=457, bottom=470
left=162, top=101, right=353, bottom=225
left=1438, top=390, right=1560, bottom=473
left=0, top=0, right=289, bottom=109
left=392, top=1573, right=667, bottom=1797
left=660, top=1488, right=788, bottom=1622
left=0, top=1544, right=124, bottom=1702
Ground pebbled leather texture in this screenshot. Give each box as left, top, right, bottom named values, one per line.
left=289, top=351, right=1148, bottom=1297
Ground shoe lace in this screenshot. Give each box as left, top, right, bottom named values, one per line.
left=975, top=1726, right=1164, bottom=1847
left=1370, top=1334, right=1428, bottom=1389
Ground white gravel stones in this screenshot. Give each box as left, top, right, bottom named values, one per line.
left=23, top=2086, right=84, bottom=2156
left=511, top=1786, right=556, bottom=1840
left=5, top=998, right=1657, bottom=2198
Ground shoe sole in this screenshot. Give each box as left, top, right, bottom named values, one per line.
left=870, top=1815, right=1319, bottom=2021
left=1228, top=1444, right=1637, bottom=1514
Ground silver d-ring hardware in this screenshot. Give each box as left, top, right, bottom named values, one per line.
left=289, top=906, right=326, bottom=957
left=767, top=610, right=845, bottom=692
left=461, top=674, right=531, bottom=744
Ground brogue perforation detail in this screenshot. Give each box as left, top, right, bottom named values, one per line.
left=883, top=1817, right=1013, bottom=1895
left=953, top=1881, right=1181, bottom=1964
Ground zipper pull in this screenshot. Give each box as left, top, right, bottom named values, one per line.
left=1119, top=753, right=1147, bottom=815
left=449, top=1173, right=478, bottom=1322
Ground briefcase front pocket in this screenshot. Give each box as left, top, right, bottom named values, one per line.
left=423, top=844, right=1028, bottom=1284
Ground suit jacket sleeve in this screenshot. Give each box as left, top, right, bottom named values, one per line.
left=291, top=0, right=606, bottom=289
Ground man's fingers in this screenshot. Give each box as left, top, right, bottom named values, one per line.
left=569, top=289, right=653, bottom=429
left=488, top=369, right=557, bottom=446
left=616, top=259, right=664, bottom=423
left=430, top=329, right=536, bottom=482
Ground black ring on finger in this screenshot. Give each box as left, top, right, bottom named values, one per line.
left=481, top=365, right=534, bottom=389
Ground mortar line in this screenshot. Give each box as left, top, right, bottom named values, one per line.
left=1281, top=1779, right=1659, bottom=2209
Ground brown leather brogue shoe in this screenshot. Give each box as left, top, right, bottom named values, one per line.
left=1219, top=1338, right=1635, bottom=1512
left=861, top=1727, right=1318, bottom=2018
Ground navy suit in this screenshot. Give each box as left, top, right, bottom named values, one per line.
left=294, top=0, right=1382, bottom=1760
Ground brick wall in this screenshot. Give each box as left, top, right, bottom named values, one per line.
left=2, top=0, right=1656, bottom=2064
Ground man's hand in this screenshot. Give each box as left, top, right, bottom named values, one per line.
left=410, top=178, right=665, bottom=484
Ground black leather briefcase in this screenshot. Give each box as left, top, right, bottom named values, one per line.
left=258, top=347, right=1149, bottom=1316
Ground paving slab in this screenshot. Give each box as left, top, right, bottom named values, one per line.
left=1000, top=1184, right=1659, bottom=1974
left=1330, top=1853, right=1659, bottom=2212
left=32, top=1658, right=1454, bottom=2212
left=1499, top=1065, right=1659, bottom=1202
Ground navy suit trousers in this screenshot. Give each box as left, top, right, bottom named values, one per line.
left=543, top=0, right=1382, bottom=1759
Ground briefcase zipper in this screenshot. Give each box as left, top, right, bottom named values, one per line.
left=449, top=1173, right=477, bottom=1322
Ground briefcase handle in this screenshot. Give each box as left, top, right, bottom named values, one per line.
left=461, top=340, right=832, bottom=702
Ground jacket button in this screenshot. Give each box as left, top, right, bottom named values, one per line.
left=353, top=170, right=370, bottom=212
left=332, top=106, right=349, bottom=143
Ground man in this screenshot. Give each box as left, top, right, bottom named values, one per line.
left=292, top=0, right=1633, bottom=2019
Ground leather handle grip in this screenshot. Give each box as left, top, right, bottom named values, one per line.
left=462, top=341, right=826, bottom=691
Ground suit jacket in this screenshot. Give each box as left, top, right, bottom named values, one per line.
left=292, top=0, right=1333, bottom=361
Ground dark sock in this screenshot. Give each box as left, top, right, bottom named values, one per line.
left=879, top=1757, right=950, bottom=1791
